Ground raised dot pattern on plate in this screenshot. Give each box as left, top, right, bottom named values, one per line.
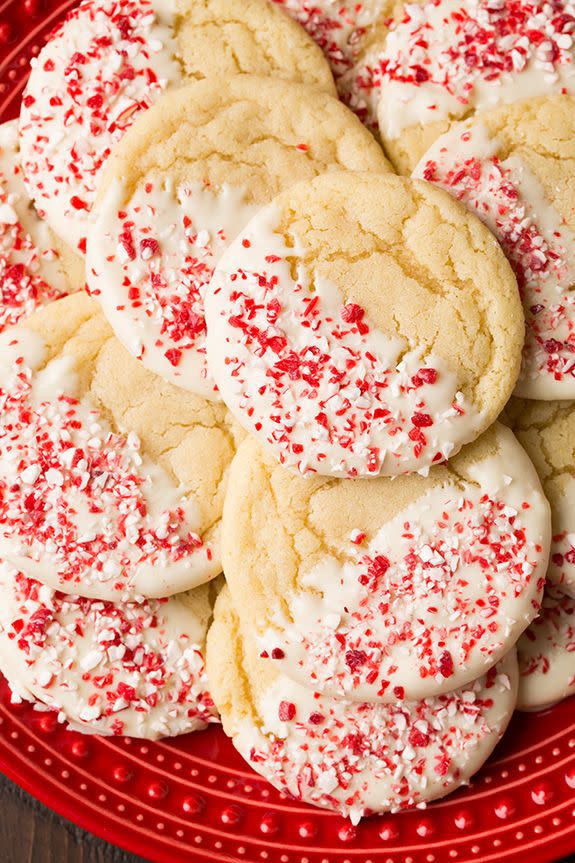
left=0, top=2, right=574, bottom=862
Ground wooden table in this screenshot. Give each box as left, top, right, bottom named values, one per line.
left=1, top=773, right=574, bottom=863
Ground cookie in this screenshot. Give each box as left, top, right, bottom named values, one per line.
left=0, top=292, right=243, bottom=600
left=375, top=0, right=575, bottom=174
left=18, top=0, right=336, bottom=255
left=0, top=562, right=219, bottom=738
left=271, top=0, right=387, bottom=79
left=221, top=425, right=549, bottom=702
left=86, top=76, right=389, bottom=398
left=504, top=398, right=575, bottom=598
left=517, top=585, right=575, bottom=711
left=205, top=171, right=523, bottom=477
left=0, top=121, right=82, bottom=330
left=207, top=586, right=518, bottom=822
left=413, top=96, right=575, bottom=400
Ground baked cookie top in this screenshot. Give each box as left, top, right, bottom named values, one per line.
left=0, top=562, right=219, bottom=738
left=205, top=171, right=523, bottom=476
left=505, top=397, right=575, bottom=598
left=86, top=75, right=389, bottom=397
left=414, top=95, right=575, bottom=400
left=220, top=425, right=549, bottom=701
left=0, top=121, right=82, bottom=330
left=18, top=0, right=335, bottom=254
left=375, top=0, right=575, bottom=173
left=0, top=292, right=243, bottom=600
left=207, top=585, right=518, bottom=822
left=517, top=585, right=575, bottom=711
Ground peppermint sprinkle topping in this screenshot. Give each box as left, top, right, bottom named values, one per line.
left=19, top=0, right=182, bottom=253
left=0, top=567, right=217, bottom=738
left=88, top=179, right=259, bottom=396
left=415, top=123, right=575, bottom=397
left=238, top=651, right=517, bottom=821
left=0, top=333, right=212, bottom=599
left=259, top=431, right=547, bottom=700
left=378, top=0, right=575, bottom=139
left=206, top=205, right=482, bottom=478
left=0, top=123, right=67, bottom=330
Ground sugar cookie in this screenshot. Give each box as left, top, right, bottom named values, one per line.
left=414, top=96, right=575, bottom=400
left=0, top=292, right=243, bottom=600
left=221, top=425, right=549, bottom=702
left=504, top=397, right=575, bottom=598
left=18, top=0, right=336, bottom=254
left=0, top=562, right=219, bottom=738
left=205, top=171, right=523, bottom=476
left=517, top=585, right=575, bottom=711
left=0, top=121, right=82, bottom=330
left=376, top=0, right=575, bottom=174
left=207, top=586, right=518, bottom=822
left=86, top=75, right=389, bottom=397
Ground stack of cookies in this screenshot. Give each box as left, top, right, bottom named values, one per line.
left=0, top=0, right=573, bottom=823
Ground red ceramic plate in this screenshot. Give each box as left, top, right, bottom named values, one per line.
left=0, top=3, right=574, bottom=862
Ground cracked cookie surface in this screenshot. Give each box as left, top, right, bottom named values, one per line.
left=374, top=0, right=575, bottom=174
left=205, top=171, right=523, bottom=476
left=0, top=562, right=220, bottom=738
left=220, top=425, right=550, bottom=701
left=18, top=0, right=336, bottom=254
left=87, top=75, right=389, bottom=397
left=413, top=95, right=575, bottom=400
left=0, top=292, right=243, bottom=600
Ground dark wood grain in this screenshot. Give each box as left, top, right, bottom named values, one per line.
left=0, top=775, right=147, bottom=863
left=0, top=773, right=573, bottom=863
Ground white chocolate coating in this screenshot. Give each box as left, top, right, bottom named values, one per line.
left=517, top=585, right=575, bottom=710
left=0, top=561, right=218, bottom=738
left=208, top=590, right=518, bottom=823
left=0, top=121, right=75, bottom=328
left=87, top=176, right=259, bottom=397
left=377, top=0, right=575, bottom=141
left=241, top=425, right=551, bottom=701
left=19, top=0, right=182, bottom=254
left=0, top=327, right=220, bottom=600
left=414, top=120, right=575, bottom=399
left=206, top=200, right=494, bottom=478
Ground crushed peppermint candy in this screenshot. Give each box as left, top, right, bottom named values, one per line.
left=517, top=584, right=575, bottom=709
left=0, top=122, right=68, bottom=330
left=87, top=178, right=259, bottom=397
left=271, top=0, right=386, bottom=79
left=0, top=330, right=215, bottom=601
left=257, top=427, right=548, bottom=700
left=377, top=0, right=575, bottom=141
left=414, top=121, right=575, bottom=398
left=18, top=0, right=182, bottom=254
left=0, top=565, right=218, bottom=738
left=235, top=647, right=517, bottom=821
left=205, top=203, right=483, bottom=478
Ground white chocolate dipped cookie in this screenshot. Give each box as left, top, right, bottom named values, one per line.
left=205, top=171, right=523, bottom=477
left=207, top=586, right=518, bottom=822
left=504, top=398, right=575, bottom=598
left=0, top=561, right=219, bottom=738
left=271, top=0, right=388, bottom=80
left=517, top=585, right=575, bottom=711
left=221, top=425, right=549, bottom=702
left=0, top=121, right=83, bottom=329
left=375, top=0, right=575, bottom=174
left=18, top=0, right=336, bottom=256
left=0, top=292, right=244, bottom=601
left=414, top=96, right=575, bottom=400
left=86, top=76, right=389, bottom=398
